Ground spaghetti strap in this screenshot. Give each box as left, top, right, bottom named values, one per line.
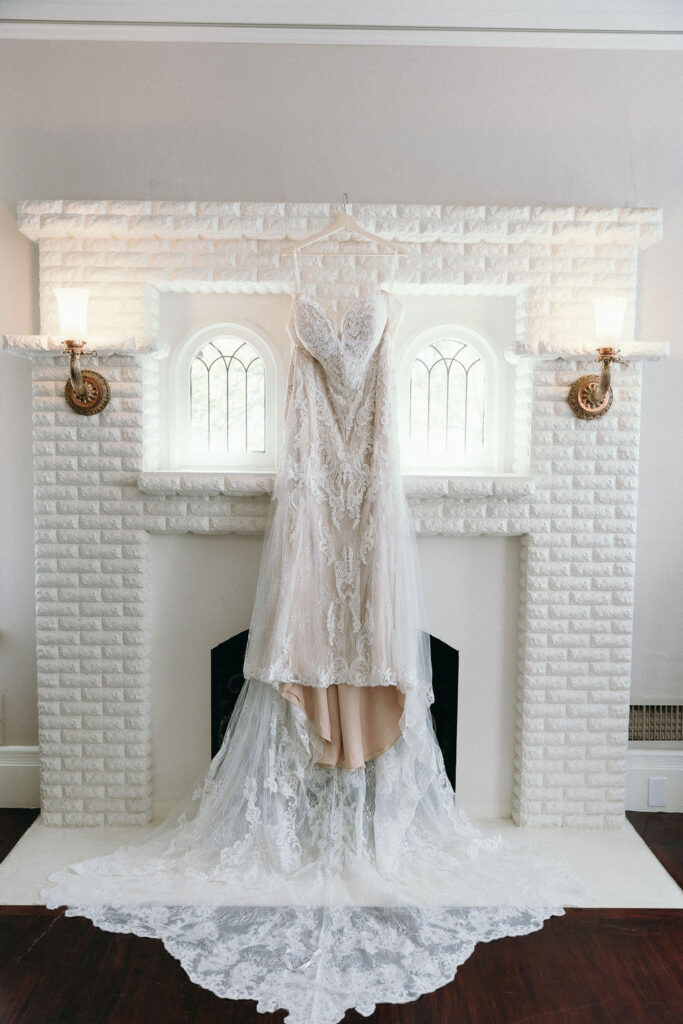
left=292, top=245, right=301, bottom=292
left=389, top=250, right=398, bottom=289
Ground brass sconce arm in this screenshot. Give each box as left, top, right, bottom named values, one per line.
left=593, top=347, right=630, bottom=402
left=65, top=340, right=88, bottom=398
left=568, top=347, right=630, bottom=420
left=62, top=339, right=111, bottom=415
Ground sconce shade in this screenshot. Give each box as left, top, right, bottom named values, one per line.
left=593, top=295, right=627, bottom=342
left=54, top=287, right=89, bottom=339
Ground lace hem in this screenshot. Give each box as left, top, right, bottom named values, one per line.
left=246, top=667, right=426, bottom=692
left=43, top=900, right=567, bottom=1024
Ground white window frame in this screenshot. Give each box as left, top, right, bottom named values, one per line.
left=170, top=321, right=278, bottom=470
left=398, top=324, right=501, bottom=473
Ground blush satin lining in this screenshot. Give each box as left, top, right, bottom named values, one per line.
left=281, top=682, right=405, bottom=770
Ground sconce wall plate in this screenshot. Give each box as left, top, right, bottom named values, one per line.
left=65, top=369, right=111, bottom=415
left=567, top=346, right=629, bottom=421
left=567, top=373, right=613, bottom=420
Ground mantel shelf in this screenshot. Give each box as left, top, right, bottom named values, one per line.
left=2, top=334, right=154, bottom=356
left=137, top=471, right=535, bottom=499
left=6, top=335, right=668, bottom=364
left=505, top=340, right=669, bottom=363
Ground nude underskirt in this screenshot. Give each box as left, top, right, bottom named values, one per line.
left=281, top=683, right=405, bottom=770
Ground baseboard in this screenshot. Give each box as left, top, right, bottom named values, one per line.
left=626, top=746, right=683, bottom=812
left=2, top=745, right=680, bottom=815
left=0, top=746, right=40, bottom=808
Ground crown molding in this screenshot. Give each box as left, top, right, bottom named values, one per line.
left=1, top=2, right=682, bottom=48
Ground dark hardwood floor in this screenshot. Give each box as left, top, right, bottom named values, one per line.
left=627, top=810, right=683, bottom=890
left=1, top=810, right=682, bottom=1024
left=0, top=809, right=40, bottom=863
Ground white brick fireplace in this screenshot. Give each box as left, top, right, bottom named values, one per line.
left=4, top=200, right=666, bottom=828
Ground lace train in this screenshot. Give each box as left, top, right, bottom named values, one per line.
left=41, top=679, right=588, bottom=1024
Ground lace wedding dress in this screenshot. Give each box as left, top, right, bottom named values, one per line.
left=41, top=287, right=588, bottom=1024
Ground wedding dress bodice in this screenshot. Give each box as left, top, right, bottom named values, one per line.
left=292, top=293, right=389, bottom=433
left=243, top=288, right=432, bottom=707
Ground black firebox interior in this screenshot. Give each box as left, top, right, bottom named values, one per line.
left=211, top=631, right=459, bottom=788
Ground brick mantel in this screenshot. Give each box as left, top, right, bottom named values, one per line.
left=5, top=199, right=666, bottom=828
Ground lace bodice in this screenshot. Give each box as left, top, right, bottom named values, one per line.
left=292, top=293, right=389, bottom=429
left=242, top=287, right=431, bottom=694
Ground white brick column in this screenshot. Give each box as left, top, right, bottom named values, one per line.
left=512, top=357, right=643, bottom=827
left=32, top=353, right=150, bottom=825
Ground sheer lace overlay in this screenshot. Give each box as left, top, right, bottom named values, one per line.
left=243, top=291, right=431, bottom=699
left=41, top=290, right=589, bottom=1024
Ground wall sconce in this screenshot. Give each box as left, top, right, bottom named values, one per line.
left=568, top=296, right=630, bottom=420
left=55, top=287, right=111, bottom=415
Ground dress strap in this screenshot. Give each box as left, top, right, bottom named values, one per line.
left=292, top=246, right=301, bottom=293
left=389, top=251, right=398, bottom=289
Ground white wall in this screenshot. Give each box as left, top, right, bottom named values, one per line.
left=149, top=534, right=264, bottom=809
left=419, top=536, right=520, bottom=819
left=0, top=204, right=38, bottom=744
left=0, top=39, right=681, bottom=750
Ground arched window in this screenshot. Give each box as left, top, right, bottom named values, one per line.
left=400, top=326, right=499, bottom=472
left=189, top=336, right=265, bottom=456
left=170, top=323, right=278, bottom=470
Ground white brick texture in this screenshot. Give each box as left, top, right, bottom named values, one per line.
left=7, top=200, right=664, bottom=827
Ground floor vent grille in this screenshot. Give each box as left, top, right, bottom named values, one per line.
left=629, top=704, right=683, bottom=742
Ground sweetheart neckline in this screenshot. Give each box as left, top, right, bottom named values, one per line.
left=293, top=290, right=390, bottom=339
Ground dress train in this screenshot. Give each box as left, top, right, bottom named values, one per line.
left=42, top=677, right=587, bottom=1024
left=40, top=287, right=588, bottom=1023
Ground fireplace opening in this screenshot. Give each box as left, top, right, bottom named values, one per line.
left=211, top=631, right=459, bottom=787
